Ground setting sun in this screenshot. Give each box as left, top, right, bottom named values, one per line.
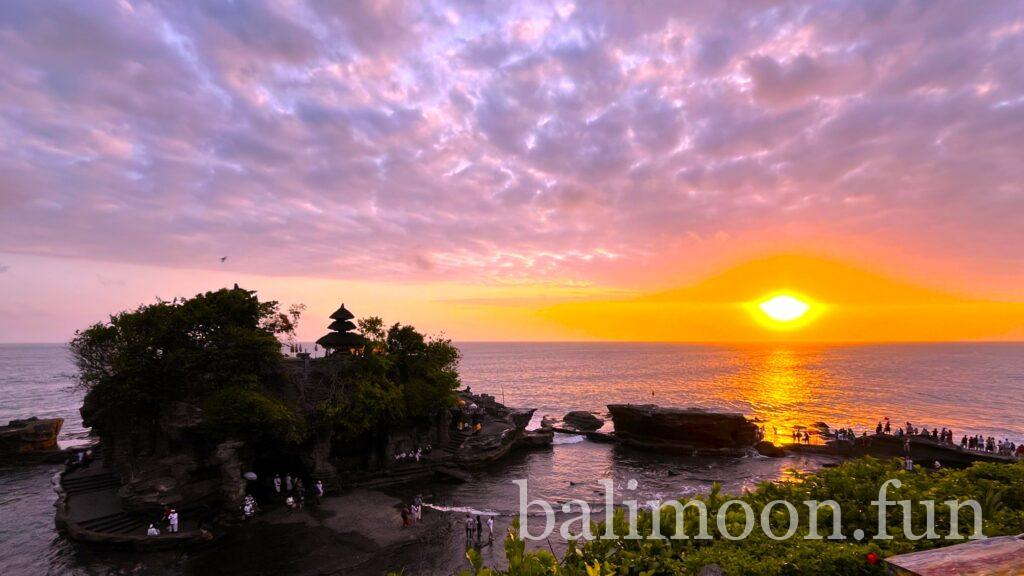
left=759, top=295, right=810, bottom=323
left=747, top=291, right=822, bottom=332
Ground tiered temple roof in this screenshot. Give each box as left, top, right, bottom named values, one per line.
left=316, top=304, right=365, bottom=353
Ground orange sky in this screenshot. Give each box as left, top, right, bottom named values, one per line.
left=8, top=251, right=1021, bottom=344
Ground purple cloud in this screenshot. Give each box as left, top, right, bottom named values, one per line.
left=0, top=0, right=1021, bottom=286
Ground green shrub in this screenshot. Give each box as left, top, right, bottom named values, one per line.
left=463, top=458, right=1024, bottom=576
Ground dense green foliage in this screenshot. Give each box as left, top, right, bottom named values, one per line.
left=463, top=458, right=1024, bottom=576
left=71, top=287, right=300, bottom=443
left=203, top=386, right=305, bottom=444
left=313, top=317, right=460, bottom=437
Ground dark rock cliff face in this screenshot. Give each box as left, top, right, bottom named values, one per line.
left=81, top=397, right=245, bottom=517
left=80, top=358, right=537, bottom=522
left=608, top=404, right=760, bottom=455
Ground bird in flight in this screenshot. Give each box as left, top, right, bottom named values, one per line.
left=220, top=256, right=228, bottom=263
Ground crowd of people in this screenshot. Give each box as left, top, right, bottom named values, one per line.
left=844, top=418, right=1023, bottom=459
left=960, top=434, right=1024, bottom=456
left=272, top=472, right=325, bottom=511
left=394, top=444, right=432, bottom=463
left=464, top=512, right=495, bottom=546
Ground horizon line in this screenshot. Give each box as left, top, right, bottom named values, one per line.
left=5, top=339, right=1024, bottom=346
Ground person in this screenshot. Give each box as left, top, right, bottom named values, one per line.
left=876, top=422, right=883, bottom=435
left=147, top=524, right=160, bottom=536
left=401, top=506, right=410, bottom=527
left=286, top=495, right=296, bottom=511
left=314, top=479, right=324, bottom=505
left=285, top=473, right=293, bottom=492
left=414, top=494, right=423, bottom=520
left=487, top=516, right=494, bottom=541
left=82, top=449, right=93, bottom=469
left=465, top=514, right=473, bottom=541
left=476, top=515, right=483, bottom=542
left=273, top=474, right=282, bottom=495
left=242, top=498, right=255, bottom=521
left=903, top=456, right=913, bottom=471
left=168, top=509, right=179, bottom=533
left=802, top=431, right=810, bottom=444
left=933, top=460, right=942, bottom=470
left=961, top=435, right=968, bottom=448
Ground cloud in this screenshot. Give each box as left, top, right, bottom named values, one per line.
left=0, top=0, right=1021, bottom=290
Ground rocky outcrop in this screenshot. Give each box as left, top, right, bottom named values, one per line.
left=563, top=411, right=604, bottom=431
left=755, top=441, right=786, bottom=458
left=818, top=434, right=1019, bottom=468
left=451, top=392, right=537, bottom=465
left=1, top=417, right=63, bottom=460
left=608, top=404, right=760, bottom=455
left=516, top=428, right=554, bottom=448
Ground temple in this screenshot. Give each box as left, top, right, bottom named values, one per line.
left=315, top=304, right=366, bottom=355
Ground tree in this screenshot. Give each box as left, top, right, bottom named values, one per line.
left=71, top=286, right=302, bottom=444
left=314, top=322, right=461, bottom=436
left=358, top=316, right=386, bottom=343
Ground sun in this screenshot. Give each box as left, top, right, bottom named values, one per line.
left=748, top=292, right=821, bottom=331
left=759, top=295, right=810, bottom=322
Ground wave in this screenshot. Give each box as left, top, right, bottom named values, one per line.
left=423, top=503, right=501, bottom=516
left=552, top=433, right=585, bottom=445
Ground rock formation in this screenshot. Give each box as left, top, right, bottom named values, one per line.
left=607, top=404, right=760, bottom=455
left=1, top=417, right=63, bottom=460
left=562, top=411, right=604, bottom=431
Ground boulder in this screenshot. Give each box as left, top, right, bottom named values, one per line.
left=755, top=441, right=787, bottom=458
left=563, top=411, right=604, bottom=431
left=0, top=417, right=64, bottom=457
left=607, top=404, right=760, bottom=455
left=516, top=428, right=554, bottom=448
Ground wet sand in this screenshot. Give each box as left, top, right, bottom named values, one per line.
left=188, top=489, right=468, bottom=575
left=186, top=488, right=582, bottom=575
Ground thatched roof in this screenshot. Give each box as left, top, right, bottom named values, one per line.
left=327, top=319, right=357, bottom=332
left=329, top=304, right=355, bottom=321
left=316, top=331, right=366, bottom=349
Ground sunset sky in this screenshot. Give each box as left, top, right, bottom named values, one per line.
left=1, top=1, right=1023, bottom=343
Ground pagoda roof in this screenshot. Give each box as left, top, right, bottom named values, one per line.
left=327, top=319, right=357, bottom=332
left=316, top=331, right=366, bottom=349
left=329, top=304, right=355, bottom=321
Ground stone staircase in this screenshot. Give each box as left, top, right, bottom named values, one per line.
left=62, top=471, right=121, bottom=495
left=77, top=511, right=146, bottom=535
left=444, top=429, right=471, bottom=455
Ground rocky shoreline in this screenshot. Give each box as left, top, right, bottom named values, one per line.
left=54, top=386, right=552, bottom=547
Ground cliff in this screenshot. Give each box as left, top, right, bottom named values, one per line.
left=77, top=356, right=539, bottom=531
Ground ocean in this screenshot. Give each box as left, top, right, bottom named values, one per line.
left=2, top=342, right=1024, bottom=574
